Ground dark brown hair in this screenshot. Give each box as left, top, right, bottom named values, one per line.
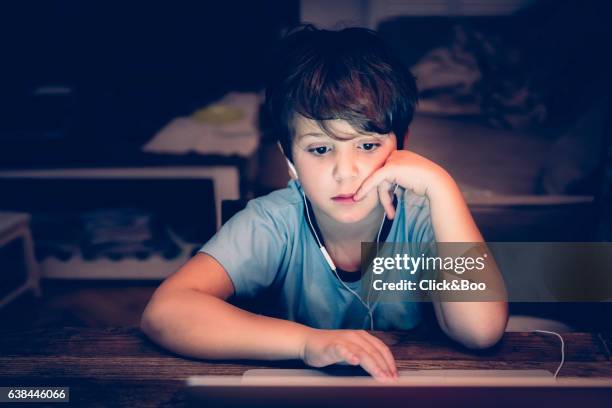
left=264, top=25, right=418, bottom=160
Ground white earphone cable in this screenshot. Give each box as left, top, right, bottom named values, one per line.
left=301, top=184, right=399, bottom=331
left=302, top=189, right=376, bottom=330
left=532, top=329, right=565, bottom=379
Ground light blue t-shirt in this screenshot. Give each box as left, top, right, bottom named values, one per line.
left=200, top=179, right=436, bottom=330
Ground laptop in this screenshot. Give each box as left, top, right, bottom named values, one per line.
left=185, top=368, right=612, bottom=407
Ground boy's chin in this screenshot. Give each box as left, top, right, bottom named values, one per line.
left=327, top=207, right=375, bottom=224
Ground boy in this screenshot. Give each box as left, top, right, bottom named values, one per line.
left=141, top=26, right=508, bottom=381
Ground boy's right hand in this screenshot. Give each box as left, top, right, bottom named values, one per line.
left=300, top=329, right=398, bottom=381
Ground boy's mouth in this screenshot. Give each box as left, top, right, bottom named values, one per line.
left=331, top=193, right=356, bottom=203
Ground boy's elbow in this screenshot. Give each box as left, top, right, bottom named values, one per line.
left=140, top=298, right=168, bottom=342
left=462, top=326, right=505, bottom=349
left=441, top=305, right=508, bottom=350
left=462, top=313, right=508, bottom=349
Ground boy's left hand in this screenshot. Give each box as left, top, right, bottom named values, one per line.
left=353, top=150, right=450, bottom=220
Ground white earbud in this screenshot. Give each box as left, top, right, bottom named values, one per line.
left=277, top=141, right=299, bottom=180
left=286, top=159, right=299, bottom=180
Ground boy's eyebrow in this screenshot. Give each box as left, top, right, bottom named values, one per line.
left=296, top=132, right=327, bottom=139
left=297, top=132, right=371, bottom=141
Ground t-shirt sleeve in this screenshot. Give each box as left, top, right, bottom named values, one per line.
left=199, top=200, right=287, bottom=298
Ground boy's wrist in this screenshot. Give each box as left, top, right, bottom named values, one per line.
left=297, top=326, right=320, bottom=361
left=424, top=167, right=457, bottom=200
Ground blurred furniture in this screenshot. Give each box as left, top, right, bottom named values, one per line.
left=0, top=327, right=610, bottom=406
left=0, top=211, right=41, bottom=308
left=221, top=199, right=251, bottom=225
left=0, top=173, right=221, bottom=280
left=468, top=196, right=595, bottom=242
left=0, top=166, right=239, bottom=230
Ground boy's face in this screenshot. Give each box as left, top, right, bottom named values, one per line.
left=291, top=115, right=397, bottom=224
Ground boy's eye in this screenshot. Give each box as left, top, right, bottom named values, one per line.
left=308, top=146, right=331, bottom=155
left=360, top=142, right=380, bottom=151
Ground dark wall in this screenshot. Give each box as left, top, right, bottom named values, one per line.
left=0, top=1, right=299, bottom=143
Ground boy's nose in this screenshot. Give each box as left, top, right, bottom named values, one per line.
left=332, top=151, right=359, bottom=182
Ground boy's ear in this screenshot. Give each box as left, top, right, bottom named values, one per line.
left=286, top=159, right=299, bottom=180
left=276, top=141, right=299, bottom=180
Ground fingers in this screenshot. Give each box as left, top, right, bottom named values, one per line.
left=377, top=181, right=396, bottom=220
left=308, top=330, right=398, bottom=381
left=335, top=343, right=389, bottom=381
left=354, top=168, right=396, bottom=201
left=355, top=349, right=388, bottom=380
left=331, top=333, right=397, bottom=381
left=357, top=331, right=398, bottom=378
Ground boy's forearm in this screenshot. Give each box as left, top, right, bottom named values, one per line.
left=427, top=171, right=483, bottom=243
left=426, top=172, right=508, bottom=348
left=141, top=289, right=313, bottom=361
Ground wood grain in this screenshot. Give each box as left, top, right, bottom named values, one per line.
left=1, top=327, right=611, bottom=407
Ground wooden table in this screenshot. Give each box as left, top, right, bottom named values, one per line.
left=1, top=327, right=611, bottom=407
